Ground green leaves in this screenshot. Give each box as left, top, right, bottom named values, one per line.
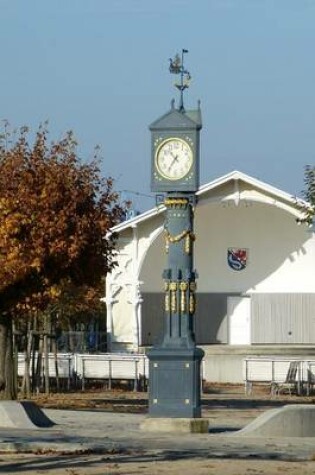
left=301, top=165, right=315, bottom=224
left=303, top=165, right=315, bottom=207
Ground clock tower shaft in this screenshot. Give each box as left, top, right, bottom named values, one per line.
left=148, top=193, right=204, bottom=418
left=162, top=195, right=196, bottom=347
left=147, top=51, right=204, bottom=420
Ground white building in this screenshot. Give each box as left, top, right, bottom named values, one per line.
left=105, top=171, right=315, bottom=382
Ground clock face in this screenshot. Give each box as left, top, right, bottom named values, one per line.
left=155, top=138, right=193, bottom=180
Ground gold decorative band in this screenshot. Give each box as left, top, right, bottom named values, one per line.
left=169, top=282, right=177, bottom=291
left=180, top=284, right=187, bottom=313
left=189, top=294, right=195, bottom=314
left=171, top=291, right=177, bottom=313
left=165, top=293, right=170, bottom=312
left=164, top=197, right=189, bottom=207
left=189, top=282, right=196, bottom=292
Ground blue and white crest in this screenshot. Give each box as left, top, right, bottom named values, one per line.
left=227, top=248, right=248, bottom=271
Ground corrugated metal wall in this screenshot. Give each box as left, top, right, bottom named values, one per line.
left=142, top=292, right=315, bottom=346
left=251, top=293, right=315, bottom=344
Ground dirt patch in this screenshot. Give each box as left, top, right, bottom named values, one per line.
left=25, top=382, right=312, bottom=412
left=0, top=454, right=315, bottom=475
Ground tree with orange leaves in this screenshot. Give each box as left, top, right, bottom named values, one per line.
left=0, top=124, right=125, bottom=398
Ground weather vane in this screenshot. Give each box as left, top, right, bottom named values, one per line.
left=169, top=49, right=191, bottom=112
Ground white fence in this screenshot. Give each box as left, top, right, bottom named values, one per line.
left=77, top=354, right=148, bottom=391
left=243, top=357, right=315, bottom=395
left=17, top=352, right=149, bottom=391
left=17, top=352, right=315, bottom=395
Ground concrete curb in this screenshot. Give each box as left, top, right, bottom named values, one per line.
left=236, top=404, right=315, bottom=437
left=0, top=401, right=55, bottom=429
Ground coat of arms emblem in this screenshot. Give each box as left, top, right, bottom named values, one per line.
left=227, top=248, right=248, bottom=271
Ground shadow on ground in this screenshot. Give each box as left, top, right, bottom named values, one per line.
left=0, top=447, right=301, bottom=474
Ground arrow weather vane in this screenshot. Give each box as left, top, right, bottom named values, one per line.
left=169, top=49, right=191, bottom=112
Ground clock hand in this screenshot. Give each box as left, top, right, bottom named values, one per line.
left=168, top=155, right=179, bottom=170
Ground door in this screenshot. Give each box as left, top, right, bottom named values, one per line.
left=228, top=296, right=251, bottom=345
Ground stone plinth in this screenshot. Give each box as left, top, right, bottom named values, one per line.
left=140, top=417, right=209, bottom=433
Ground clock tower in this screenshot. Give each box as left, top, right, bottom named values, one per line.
left=150, top=102, right=202, bottom=193
left=146, top=50, right=206, bottom=424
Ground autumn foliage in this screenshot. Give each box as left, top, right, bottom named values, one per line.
left=0, top=124, right=125, bottom=397
left=0, top=125, right=123, bottom=312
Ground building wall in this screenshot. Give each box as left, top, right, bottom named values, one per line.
left=195, top=201, right=314, bottom=293
left=140, top=201, right=315, bottom=296
left=139, top=201, right=315, bottom=347
left=108, top=196, right=315, bottom=351
left=141, top=292, right=315, bottom=345
left=106, top=212, right=164, bottom=350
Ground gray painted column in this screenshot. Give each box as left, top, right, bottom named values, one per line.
left=148, top=195, right=204, bottom=418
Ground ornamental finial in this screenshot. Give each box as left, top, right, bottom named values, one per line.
left=169, top=49, right=191, bottom=112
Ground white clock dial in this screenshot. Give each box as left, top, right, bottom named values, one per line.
left=155, top=138, right=193, bottom=180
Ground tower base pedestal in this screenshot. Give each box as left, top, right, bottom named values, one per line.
left=140, top=417, right=209, bottom=433
left=147, top=345, right=204, bottom=418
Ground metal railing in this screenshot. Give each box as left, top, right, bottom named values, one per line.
left=243, top=357, right=315, bottom=395
left=17, top=352, right=149, bottom=391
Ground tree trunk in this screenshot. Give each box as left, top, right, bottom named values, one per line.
left=21, top=320, right=32, bottom=398
left=12, top=320, right=18, bottom=398
left=0, top=316, right=6, bottom=391
left=68, top=321, right=75, bottom=352
left=43, top=314, right=50, bottom=394
left=0, top=313, right=17, bottom=399
left=31, top=315, right=38, bottom=394
left=51, top=317, right=60, bottom=392
left=35, top=334, right=43, bottom=394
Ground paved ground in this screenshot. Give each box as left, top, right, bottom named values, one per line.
left=1, top=387, right=315, bottom=474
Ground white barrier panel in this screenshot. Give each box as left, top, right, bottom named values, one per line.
left=16, top=352, right=149, bottom=391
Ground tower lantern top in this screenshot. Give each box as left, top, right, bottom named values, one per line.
left=169, top=49, right=191, bottom=112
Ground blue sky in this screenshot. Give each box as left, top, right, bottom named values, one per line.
left=1, top=0, right=315, bottom=211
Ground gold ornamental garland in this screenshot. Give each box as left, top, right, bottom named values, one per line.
left=185, top=232, right=195, bottom=254
left=164, top=229, right=195, bottom=254
left=165, top=229, right=189, bottom=244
